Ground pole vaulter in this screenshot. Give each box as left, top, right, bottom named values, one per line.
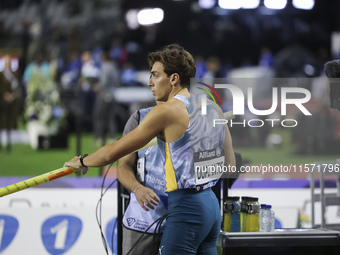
left=0, top=111, right=234, bottom=198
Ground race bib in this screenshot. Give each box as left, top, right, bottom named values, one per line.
left=194, top=147, right=224, bottom=191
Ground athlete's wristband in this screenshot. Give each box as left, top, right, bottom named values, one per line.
left=80, top=154, right=89, bottom=167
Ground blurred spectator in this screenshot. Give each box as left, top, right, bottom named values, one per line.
left=60, top=50, right=82, bottom=90
left=81, top=51, right=100, bottom=79
left=203, top=56, right=223, bottom=78
left=23, top=51, right=66, bottom=149
left=110, top=39, right=129, bottom=69
left=93, top=51, right=121, bottom=146
left=194, top=55, right=207, bottom=78
left=91, top=42, right=103, bottom=69
left=259, top=47, right=275, bottom=68
left=23, top=51, right=50, bottom=86
left=0, top=54, right=20, bottom=152
left=121, top=62, right=137, bottom=86
left=80, top=51, right=99, bottom=131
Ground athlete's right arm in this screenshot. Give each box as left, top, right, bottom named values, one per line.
left=64, top=104, right=169, bottom=171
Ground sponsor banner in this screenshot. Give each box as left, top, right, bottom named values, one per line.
left=0, top=189, right=117, bottom=255
left=1, top=187, right=339, bottom=254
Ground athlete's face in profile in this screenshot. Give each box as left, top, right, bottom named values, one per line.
left=148, top=61, right=172, bottom=102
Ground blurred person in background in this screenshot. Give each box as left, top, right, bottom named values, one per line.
left=110, top=39, right=129, bottom=69
left=203, top=56, right=223, bottom=79
left=79, top=51, right=99, bottom=132
left=22, top=51, right=50, bottom=86
left=0, top=54, right=20, bottom=152
left=258, top=47, right=275, bottom=68
left=121, top=62, right=137, bottom=87
left=93, top=51, right=121, bottom=146
left=194, top=55, right=207, bottom=78
left=60, top=50, right=82, bottom=90
left=23, top=51, right=66, bottom=149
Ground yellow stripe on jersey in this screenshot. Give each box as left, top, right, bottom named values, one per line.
left=164, top=142, right=178, bottom=192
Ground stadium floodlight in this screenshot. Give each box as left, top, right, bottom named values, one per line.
left=219, top=0, right=260, bottom=10
left=242, top=0, right=260, bottom=9
left=199, top=0, right=216, bottom=9
left=264, top=0, right=287, bottom=9
left=292, top=0, right=314, bottom=10
left=218, top=0, right=242, bottom=10
left=137, top=8, right=164, bottom=26
left=125, top=9, right=139, bottom=29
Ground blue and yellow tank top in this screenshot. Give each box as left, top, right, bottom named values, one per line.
left=157, top=94, right=226, bottom=192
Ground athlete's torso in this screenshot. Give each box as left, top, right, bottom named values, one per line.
left=157, top=94, right=226, bottom=192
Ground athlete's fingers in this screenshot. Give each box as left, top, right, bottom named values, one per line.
left=135, top=190, right=151, bottom=211
left=135, top=186, right=160, bottom=210
left=148, top=196, right=159, bottom=206
left=149, top=192, right=161, bottom=203
left=143, top=188, right=160, bottom=204
left=140, top=187, right=160, bottom=204
left=138, top=199, right=149, bottom=211
left=145, top=200, right=155, bottom=210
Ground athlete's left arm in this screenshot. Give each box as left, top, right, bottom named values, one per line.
left=214, top=104, right=236, bottom=168
left=223, top=125, right=236, bottom=168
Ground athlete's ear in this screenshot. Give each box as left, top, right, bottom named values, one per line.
left=170, top=73, right=180, bottom=86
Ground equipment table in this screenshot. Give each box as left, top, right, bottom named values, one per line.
left=217, top=228, right=340, bottom=255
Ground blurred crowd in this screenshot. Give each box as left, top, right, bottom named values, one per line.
left=0, top=0, right=339, bottom=153
left=0, top=37, right=334, bottom=150
left=0, top=40, right=273, bottom=149
left=0, top=41, right=130, bottom=149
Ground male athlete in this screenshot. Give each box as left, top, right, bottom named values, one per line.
left=64, top=44, right=235, bottom=254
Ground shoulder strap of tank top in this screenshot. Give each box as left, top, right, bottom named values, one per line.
left=173, top=94, right=188, bottom=103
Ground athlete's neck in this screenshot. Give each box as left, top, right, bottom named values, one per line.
left=170, top=87, right=189, bottom=99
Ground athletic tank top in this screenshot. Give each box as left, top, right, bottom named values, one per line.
left=157, top=94, right=226, bottom=192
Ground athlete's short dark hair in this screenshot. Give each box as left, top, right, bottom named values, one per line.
left=148, top=44, right=196, bottom=88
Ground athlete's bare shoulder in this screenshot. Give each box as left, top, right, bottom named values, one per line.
left=138, top=102, right=174, bottom=130
left=148, top=101, right=173, bottom=116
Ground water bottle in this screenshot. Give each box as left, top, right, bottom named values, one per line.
left=244, top=197, right=260, bottom=232
left=259, top=204, right=267, bottom=232
left=230, top=197, right=241, bottom=232
left=223, top=197, right=241, bottom=232
left=268, top=205, right=275, bottom=232
left=240, top=196, right=252, bottom=232
left=223, top=199, right=232, bottom=232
